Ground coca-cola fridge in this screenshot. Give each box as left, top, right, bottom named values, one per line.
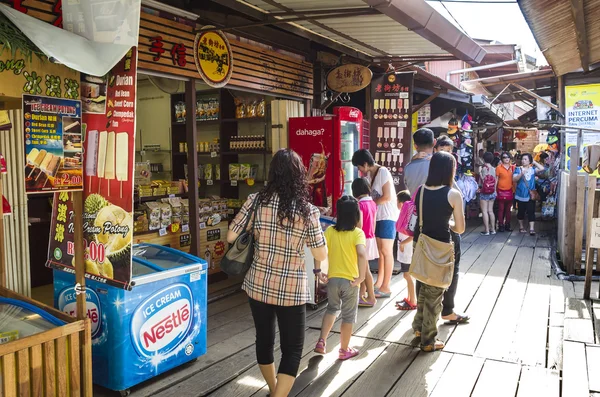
left=289, top=106, right=365, bottom=216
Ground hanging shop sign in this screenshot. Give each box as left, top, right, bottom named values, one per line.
left=0, top=51, right=80, bottom=100
left=137, top=11, right=313, bottom=99
left=23, top=94, right=83, bottom=193
left=327, top=64, right=373, bottom=92
left=193, top=29, right=233, bottom=88
left=565, top=84, right=600, bottom=172
left=326, top=64, right=372, bottom=93
left=47, top=48, right=138, bottom=290
left=369, top=72, right=414, bottom=190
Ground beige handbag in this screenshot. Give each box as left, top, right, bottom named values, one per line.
left=409, top=187, right=455, bottom=289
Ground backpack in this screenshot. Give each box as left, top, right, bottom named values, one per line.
left=481, top=165, right=496, bottom=194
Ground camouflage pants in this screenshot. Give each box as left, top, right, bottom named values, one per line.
left=412, top=283, right=445, bottom=347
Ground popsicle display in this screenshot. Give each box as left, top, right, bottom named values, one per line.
left=115, top=132, right=129, bottom=198
left=105, top=132, right=116, bottom=196
left=86, top=130, right=99, bottom=191
left=97, top=131, right=108, bottom=193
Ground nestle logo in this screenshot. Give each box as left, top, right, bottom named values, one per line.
left=131, top=284, right=194, bottom=358
left=143, top=305, right=190, bottom=348
left=296, top=128, right=324, bottom=136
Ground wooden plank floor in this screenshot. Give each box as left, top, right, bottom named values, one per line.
left=94, top=219, right=600, bottom=397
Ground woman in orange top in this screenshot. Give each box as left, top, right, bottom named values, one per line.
left=496, top=152, right=515, bottom=232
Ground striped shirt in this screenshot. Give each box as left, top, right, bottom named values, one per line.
left=230, top=193, right=326, bottom=306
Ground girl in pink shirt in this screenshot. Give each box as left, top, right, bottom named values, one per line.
left=352, top=178, right=378, bottom=307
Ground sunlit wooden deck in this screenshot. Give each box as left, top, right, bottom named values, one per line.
left=95, top=219, right=600, bottom=397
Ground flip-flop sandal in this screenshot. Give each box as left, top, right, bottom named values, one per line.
left=358, top=298, right=375, bottom=307
left=444, top=314, right=470, bottom=325
left=420, top=340, right=445, bottom=352
left=338, top=347, right=359, bottom=360
left=374, top=288, right=391, bottom=298
left=396, top=298, right=417, bottom=311
left=519, top=228, right=527, bottom=233
left=314, top=338, right=326, bottom=354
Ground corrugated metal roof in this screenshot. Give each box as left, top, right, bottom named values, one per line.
left=519, top=0, right=600, bottom=76
left=238, top=0, right=484, bottom=61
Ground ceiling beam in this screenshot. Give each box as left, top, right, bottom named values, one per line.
left=260, top=0, right=388, bottom=56
left=269, top=8, right=374, bottom=17
left=412, top=91, right=440, bottom=113
left=196, top=9, right=379, bottom=32
left=569, top=0, right=590, bottom=72
left=205, top=0, right=373, bottom=62
left=511, top=83, right=560, bottom=112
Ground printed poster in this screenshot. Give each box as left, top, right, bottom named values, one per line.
left=23, top=95, right=83, bottom=193
left=565, top=84, right=600, bottom=172
left=47, top=48, right=137, bottom=289
left=370, top=72, right=413, bottom=190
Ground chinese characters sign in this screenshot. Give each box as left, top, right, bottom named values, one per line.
left=193, top=30, right=233, bottom=88
left=47, top=48, right=138, bottom=290
left=149, top=36, right=189, bottom=67
left=370, top=73, right=414, bottom=190
left=23, top=95, right=83, bottom=193
left=326, top=64, right=372, bottom=93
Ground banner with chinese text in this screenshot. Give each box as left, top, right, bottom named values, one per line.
left=23, top=95, right=83, bottom=193
left=369, top=72, right=414, bottom=190
left=47, top=48, right=137, bottom=290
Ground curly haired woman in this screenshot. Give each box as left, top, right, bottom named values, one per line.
left=228, top=149, right=327, bottom=397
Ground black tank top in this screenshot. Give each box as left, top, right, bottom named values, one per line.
left=414, top=186, right=453, bottom=243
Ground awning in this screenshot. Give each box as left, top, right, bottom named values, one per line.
left=519, top=0, right=600, bottom=75
left=231, top=0, right=485, bottom=63
left=460, top=69, right=556, bottom=104
left=0, top=4, right=131, bottom=77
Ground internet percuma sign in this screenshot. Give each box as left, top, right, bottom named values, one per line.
left=194, top=29, right=233, bottom=88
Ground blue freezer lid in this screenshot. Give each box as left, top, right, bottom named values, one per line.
left=132, top=243, right=208, bottom=273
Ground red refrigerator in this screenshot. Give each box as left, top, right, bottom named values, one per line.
left=289, top=106, right=364, bottom=216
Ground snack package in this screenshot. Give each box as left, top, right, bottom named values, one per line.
left=133, top=211, right=149, bottom=233
left=181, top=199, right=190, bottom=216
left=215, top=165, right=220, bottom=180
left=144, top=202, right=161, bottom=222
left=149, top=218, right=160, bottom=231
left=229, top=163, right=240, bottom=180
left=159, top=202, right=172, bottom=219
left=204, top=164, right=213, bottom=180
left=250, top=164, right=259, bottom=180
left=240, top=163, right=251, bottom=180
left=160, top=218, right=171, bottom=229
left=167, top=197, right=182, bottom=216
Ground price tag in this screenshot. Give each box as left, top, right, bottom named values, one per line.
left=211, top=151, right=217, bottom=158
left=231, top=180, right=238, bottom=186
left=159, top=228, right=168, bottom=236
left=169, top=194, right=175, bottom=198
left=199, top=222, right=206, bottom=229
left=182, top=224, right=189, bottom=233
left=392, top=149, right=401, bottom=156
left=207, top=179, right=213, bottom=186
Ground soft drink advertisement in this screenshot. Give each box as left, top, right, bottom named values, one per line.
left=370, top=72, right=414, bottom=190
left=23, top=95, right=83, bottom=193
left=47, top=48, right=137, bottom=289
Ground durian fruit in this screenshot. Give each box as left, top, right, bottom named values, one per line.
left=71, top=249, right=114, bottom=278
left=94, top=205, right=129, bottom=245
left=84, top=194, right=109, bottom=216
left=94, top=204, right=132, bottom=271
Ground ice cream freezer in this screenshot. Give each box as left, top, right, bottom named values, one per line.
left=0, top=297, right=66, bottom=344
left=53, top=243, right=208, bottom=393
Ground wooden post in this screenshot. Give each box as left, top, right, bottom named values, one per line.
left=185, top=79, right=200, bottom=256
left=566, top=129, right=583, bottom=274
left=584, top=175, right=597, bottom=299
left=0, top=177, right=5, bottom=288
left=72, top=191, right=86, bottom=319
left=575, top=174, right=587, bottom=274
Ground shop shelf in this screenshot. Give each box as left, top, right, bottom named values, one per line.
left=221, top=117, right=267, bottom=123
left=134, top=193, right=188, bottom=203
left=172, top=119, right=220, bottom=126
left=221, top=150, right=271, bottom=155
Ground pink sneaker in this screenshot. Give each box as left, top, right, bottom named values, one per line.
left=314, top=338, right=326, bottom=354
left=338, top=347, right=359, bottom=360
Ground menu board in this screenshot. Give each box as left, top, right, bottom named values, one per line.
left=370, top=72, right=413, bottom=190
left=47, top=48, right=138, bottom=290
left=23, top=95, right=83, bottom=194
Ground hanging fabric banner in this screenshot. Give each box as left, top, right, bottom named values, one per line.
left=369, top=72, right=414, bottom=190
left=47, top=48, right=137, bottom=289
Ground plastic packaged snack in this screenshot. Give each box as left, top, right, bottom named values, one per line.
left=229, top=163, right=240, bottom=180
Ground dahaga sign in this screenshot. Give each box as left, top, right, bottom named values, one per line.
left=47, top=48, right=138, bottom=290
left=23, top=95, right=83, bottom=193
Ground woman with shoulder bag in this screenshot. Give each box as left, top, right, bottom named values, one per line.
left=479, top=152, right=497, bottom=236
left=496, top=152, right=515, bottom=232
left=227, top=149, right=327, bottom=397
left=411, top=151, right=465, bottom=352
left=513, top=153, right=544, bottom=236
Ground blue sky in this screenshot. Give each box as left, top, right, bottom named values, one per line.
left=425, top=0, right=547, bottom=65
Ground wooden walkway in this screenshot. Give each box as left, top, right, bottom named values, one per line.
left=95, top=220, right=600, bottom=397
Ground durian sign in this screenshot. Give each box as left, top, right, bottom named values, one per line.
left=46, top=48, right=138, bottom=289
